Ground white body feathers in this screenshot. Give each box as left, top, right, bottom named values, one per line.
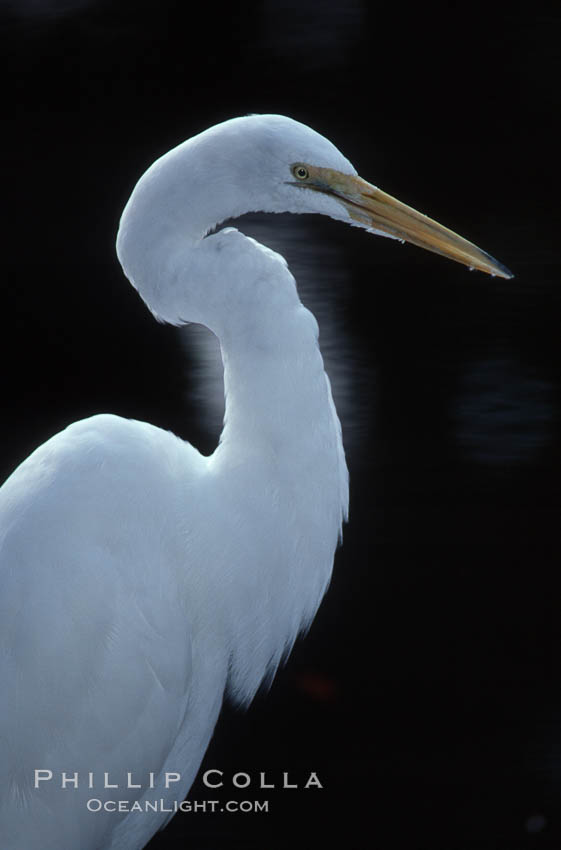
left=0, top=116, right=350, bottom=849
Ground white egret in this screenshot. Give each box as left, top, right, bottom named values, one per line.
left=0, top=114, right=511, bottom=850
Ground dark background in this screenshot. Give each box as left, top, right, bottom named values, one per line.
left=2, top=1, right=560, bottom=848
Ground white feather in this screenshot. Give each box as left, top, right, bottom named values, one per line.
left=1, top=115, right=351, bottom=849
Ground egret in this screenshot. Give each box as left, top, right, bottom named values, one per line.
left=0, top=114, right=511, bottom=849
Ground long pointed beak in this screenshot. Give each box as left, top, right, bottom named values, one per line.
left=306, top=167, right=513, bottom=279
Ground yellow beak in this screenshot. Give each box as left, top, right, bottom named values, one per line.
left=298, top=166, right=513, bottom=279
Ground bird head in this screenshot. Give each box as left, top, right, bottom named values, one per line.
left=117, top=114, right=512, bottom=327
left=223, top=114, right=512, bottom=279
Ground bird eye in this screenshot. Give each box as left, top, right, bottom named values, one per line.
left=292, top=165, right=309, bottom=181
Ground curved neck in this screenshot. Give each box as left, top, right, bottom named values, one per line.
left=116, top=134, right=347, bottom=511
left=117, top=132, right=347, bottom=515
